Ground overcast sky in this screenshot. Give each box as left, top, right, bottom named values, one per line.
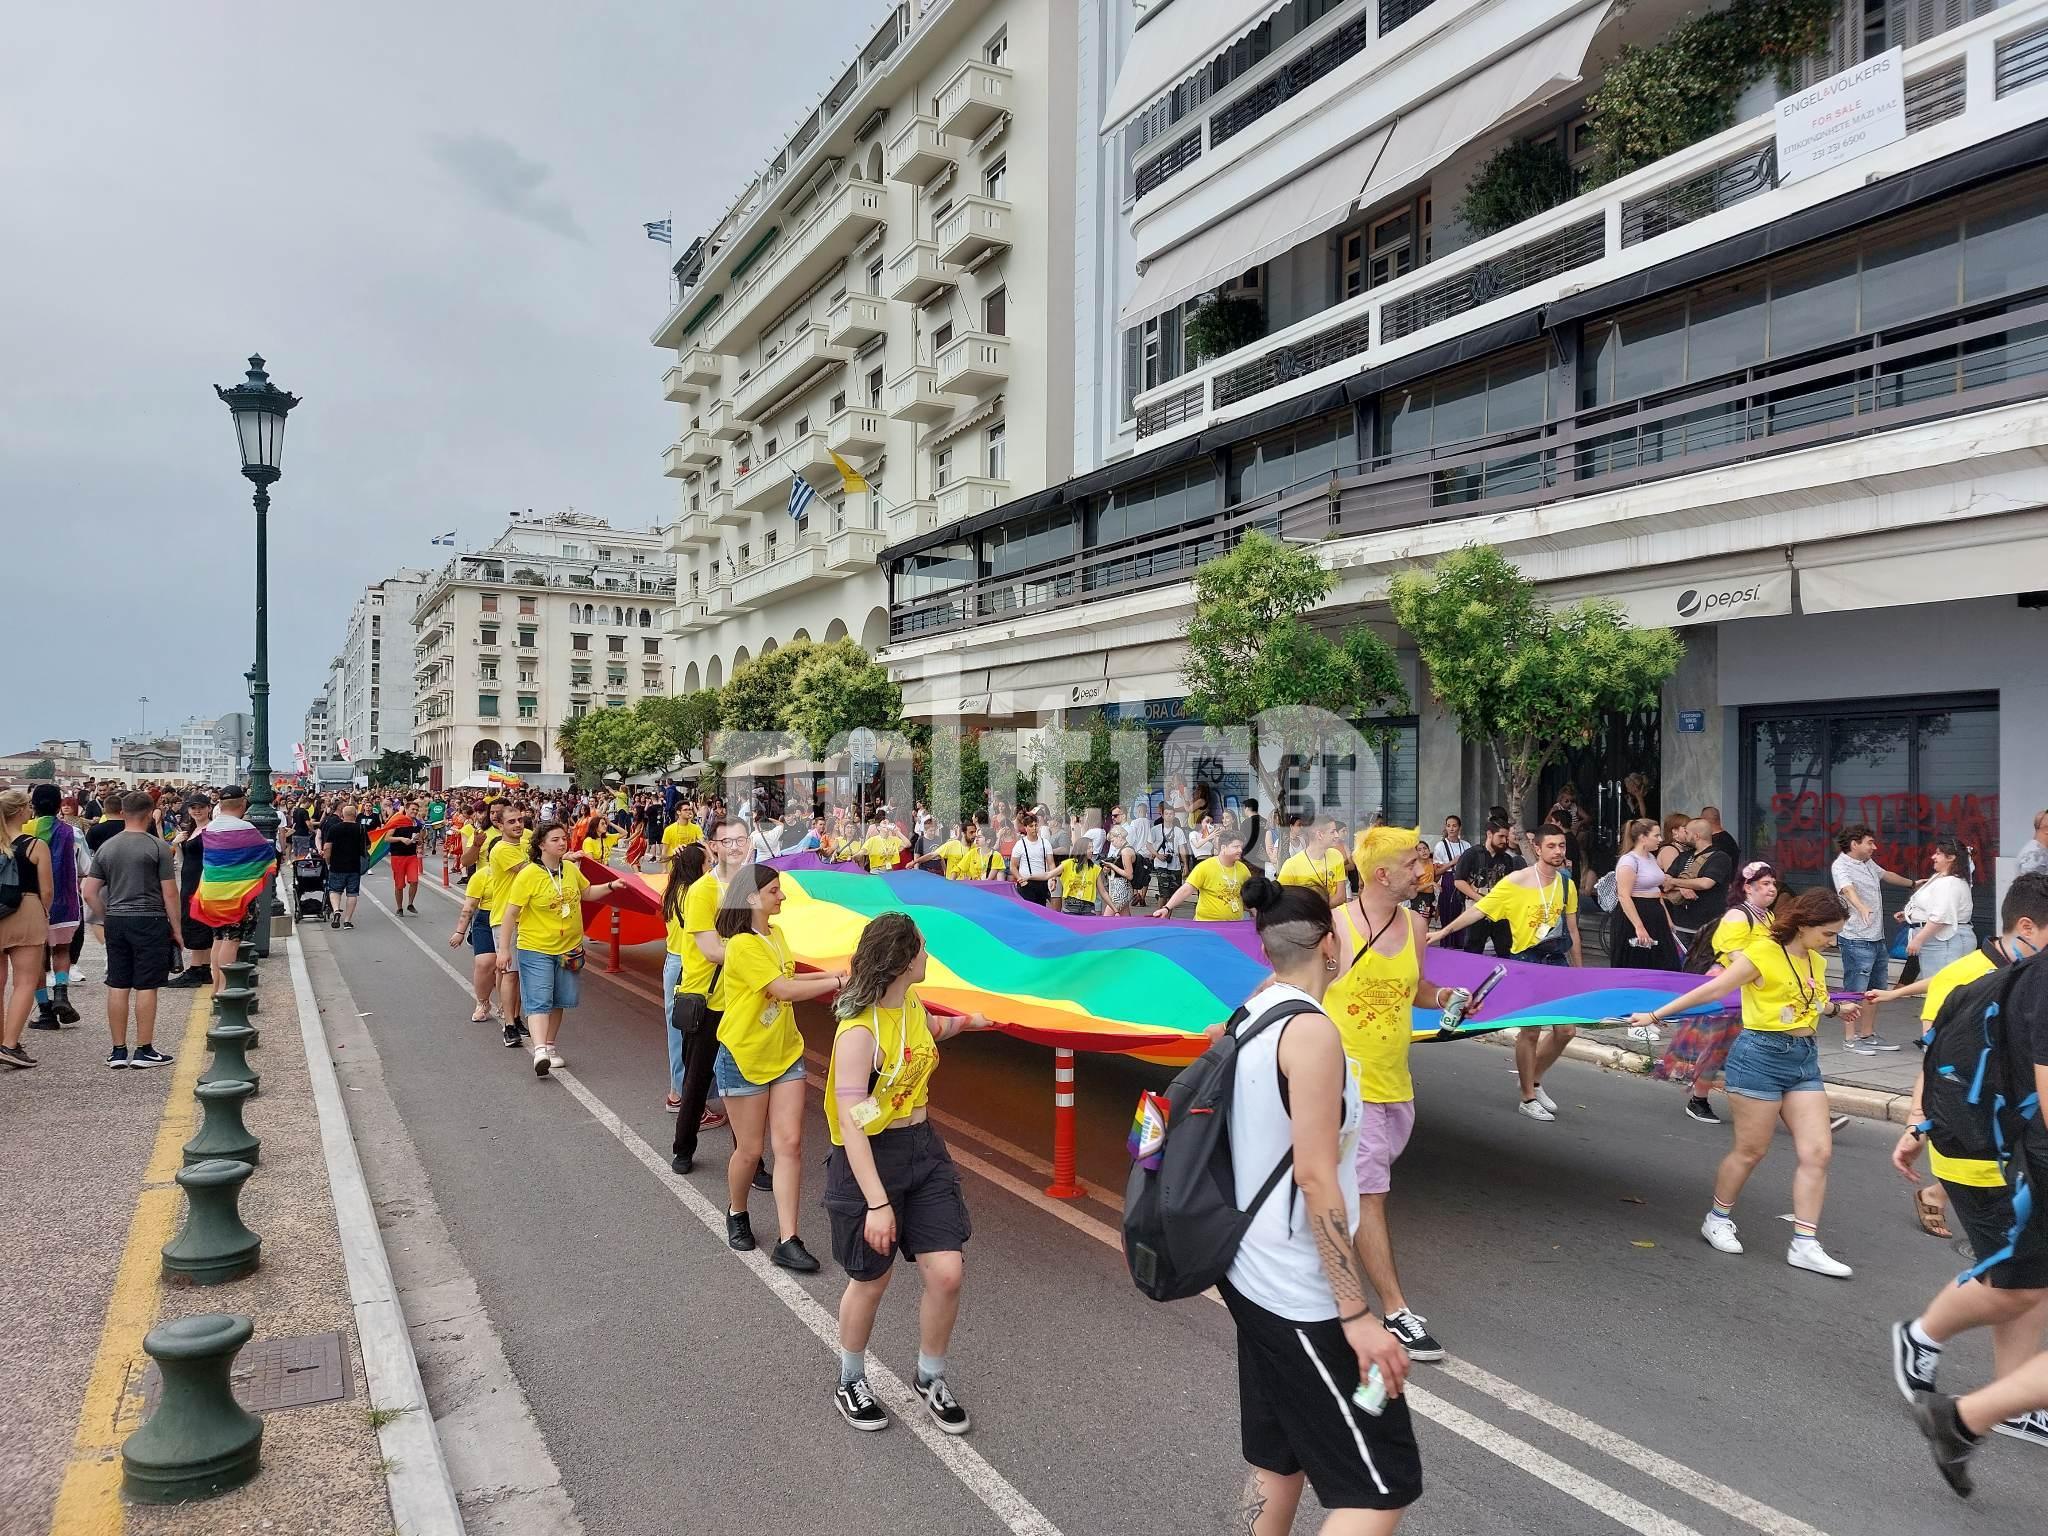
left=1, top=0, right=887, bottom=758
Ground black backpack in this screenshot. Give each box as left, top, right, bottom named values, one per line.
left=0, top=836, right=24, bottom=919
left=1921, top=950, right=2040, bottom=1212
left=1123, top=997, right=1320, bottom=1301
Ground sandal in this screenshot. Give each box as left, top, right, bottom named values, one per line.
left=1913, top=1187, right=1952, bottom=1239
left=470, top=1006, right=494, bottom=1023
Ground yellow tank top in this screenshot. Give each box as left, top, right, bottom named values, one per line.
left=824, top=993, right=940, bottom=1146
left=1324, top=903, right=1419, bottom=1104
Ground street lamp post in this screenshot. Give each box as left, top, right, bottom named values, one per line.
left=215, top=356, right=300, bottom=956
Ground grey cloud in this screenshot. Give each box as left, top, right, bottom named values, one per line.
left=428, top=132, right=585, bottom=241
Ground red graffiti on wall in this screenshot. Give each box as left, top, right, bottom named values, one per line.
left=1765, top=791, right=2001, bottom=882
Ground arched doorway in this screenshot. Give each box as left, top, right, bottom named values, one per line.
left=791, top=628, right=811, bottom=645
left=471, top=739, right=502, bottom=772
left=859, top=606, right=888, bottom=654
left=865, top=143, right=884, bottom=183
left=824, top=617, right=848, bottom=642
left=733, top=645, right=751, bottom=669
left=684, top=661, right=700, bottom=692
left=706, top=656, right=723, bottom=690
left=508, top=739, right=543, bottom=774
left=761, top=637, right=778, bottom=656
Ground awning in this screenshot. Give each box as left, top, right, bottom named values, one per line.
left=1361, top=3, right=1612, bottom=209
left=1122, top=126, right=1393, bottom=327
left=900, top=669, right=989, bottom=709
left=1102, top=0, right=1296, bottom=133
left=1799, top=530, right=2048, bottom=613
left=1551, top=567, right=1794, bottom=628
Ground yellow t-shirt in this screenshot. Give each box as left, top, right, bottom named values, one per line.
left=1738, top=935, right=1827, bottom=1034
left=581, top=837, right=606, bottom=862
left=715, top=929, right=801, bottom=1084
left=1059, top=859, right=1102, bottom=905
left=677, top=873, right=723, bottom=997
left=503, top=861, right=589, bottom=956
left=464, top=862, right=495, bottom=908
left=824, top=992, right=940, bottom=1146
left=862, top=835, right=903, bottom=872
left=662, top=821, right=701, bottom=854
left=1710, top=908, right=1762, bottom=965
left=1326, top=905, right=1418, bottom=1102
left=1279, top=849, right=1348, bottom=905
left=953, top=844, right=1005, bottom=880
left=459, top=822, right=481, bottom=856
left=1187, top=857, right=1249, bottom=921
left=1921, top=947, right=1996, bottom=1025
left=1476, top=870, right=1576, bottom=955
left=484, top=836, right=530, bottom=922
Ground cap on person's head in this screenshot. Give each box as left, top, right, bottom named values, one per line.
left=184, top=792, right=214, bottom=810
left=219, top=785, right=248, bottom=803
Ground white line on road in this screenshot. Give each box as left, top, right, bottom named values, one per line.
left=367, top=890, right=1067, bottom=1536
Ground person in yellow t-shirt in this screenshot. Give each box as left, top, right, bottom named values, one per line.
left=1429, top=823, right=1583, bottom=1121
left=1057, top=850, right=1103, bottom=914
left=657, top=842, right=712, bottom=1115
left=446, top=838, right=501, bottom=1027
left=500, top=822, right=621, bottom=1078
left=711, top=862, right=845, bottom=1269
left=1152, top=834, right=1250, bottom=921
left=823, top=912, right=995, bottom=1429
left=1278, top=820, right=1349, bottom=908
left=1628, top=888, right=1864, bottom=1276
left=671, top=821, right=755, bottom=1169
left=482, top=804, right=534, bottom=1035
left=860, top=822, right=905, bottom=872
left=662, top=813, right=703, bottom=857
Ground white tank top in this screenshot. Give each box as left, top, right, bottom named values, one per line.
left=1223, top=983, right=1362, bottom=1321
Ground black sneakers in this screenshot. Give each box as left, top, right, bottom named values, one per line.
left=1384, top=1308, right=1445, bottom=1362
left=1684, top=1097, right=1721, bottom=1124
left=726, top=1210, right=756, bottom=1252
left=751, top=1165, right=774, bottom=1193
left=836, top=1376, right=890, bottom=1432
left=1892, top=1320, right=1940, bottom=1400
left=918, top=1373, right=971, bottom=1434
left=502, top=1022, right=522, bottom=1048
left=130, top=1045, right=173, bottom=1069
left=1911, top=1393, right=1978, bottom=1498
left=0, top=1043, right=38, bottom=1069
left=30, top=1002, right=61, bottom=1031
left=107, top=1046, right=129, bottom=1070
left=330, top=912, right=341, bottom=929
left=771, top=1236, right=820, bottom=1273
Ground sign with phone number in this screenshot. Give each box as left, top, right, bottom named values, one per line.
left=1775, top=47, right=1905, bottom=187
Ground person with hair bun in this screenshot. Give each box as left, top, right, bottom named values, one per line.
left=1220, top=873, right=1421, bottom=1532
left=823, top=911, right=996, bottom=1435
left=1609, top=817, right=1680, bottom=974
left=1627, top=887, right=1862, bottom=1278
left=499, top=821, right=622, bottom=1078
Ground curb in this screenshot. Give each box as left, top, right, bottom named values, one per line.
left=285, top=936, right=467, bottom=1535
left=1479, top=1031, right=1913, bottom=1125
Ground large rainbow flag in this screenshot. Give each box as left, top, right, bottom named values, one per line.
left=189, top=826, right=275, bottom=928
left=570, top=854, right=1733, bottom=1063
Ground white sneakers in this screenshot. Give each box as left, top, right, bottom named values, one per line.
left=1787, top=1240, right=1853, bottom=1279
left=1626, top=1024, right=1661, bottom=1042
left=1532, top=1085, right=1557, bottom=1113
left=1701, top=1214, right=1744, bottom=1254
left=1517, top=1098, right=1556, bottom=1122
left=533, top=1045, right=552, bottom=1077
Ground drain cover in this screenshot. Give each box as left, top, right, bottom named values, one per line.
left=142, top=1329, right=352, bottom=1414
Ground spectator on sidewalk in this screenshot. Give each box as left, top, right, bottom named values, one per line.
left=0, top=789, right=55, bottom=1069
left=28, top=783, right=85, bottom=1030
left=2018, top=809, right=2048, bottom=878
left=171, top=792, right=222, bottom=989
left=1833, top=825, right=1915, bottom=1055
left=78, top=792, right=179, bottom=1070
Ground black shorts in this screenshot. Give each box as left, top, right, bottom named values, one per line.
left=823, top=1122, right=972, bottom=1282
left=181, top=914, right=233, bottom=953
left=104, top=915, right=175, bottom=992
left=1219, top=1281, right=1423, bottom=1513
left=1943, top=1169, right=2048, bottom=1290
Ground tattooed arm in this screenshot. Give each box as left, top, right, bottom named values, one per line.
left=1276, top=1012, right=1411, bottom=1398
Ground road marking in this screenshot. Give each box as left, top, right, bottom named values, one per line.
left=387, top=884, right=1828, bottom=1536
left=369, top=890, right=1066, bottom=1536
left=46, top=992, right=210, bottom=1536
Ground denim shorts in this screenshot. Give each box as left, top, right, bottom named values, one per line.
left=469, top=909, right=496, bottom=956
left=1836, top=936, right=1887, bottom=993
left=1723, top=1029, right=1825, bottom=1101
left=324, top=870, right=362, bottom=896
left=515, top=948, right=581, bottom=1013
left=712, top=1043, right=804, bottom=1098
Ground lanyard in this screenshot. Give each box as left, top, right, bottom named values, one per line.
left=1535, top=872, right=1562, bottom=926
left=871, top=1002, right=911, bottom=1087
left=1773, top=941, right=1818, bottom=1014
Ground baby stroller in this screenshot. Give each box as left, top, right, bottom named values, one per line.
left=292, top=849, right=330, bottom=919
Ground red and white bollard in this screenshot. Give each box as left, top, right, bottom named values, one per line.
left=1045, top=1046, right=1089, bottom=1201
left=604, top=903, right=623, bottom=974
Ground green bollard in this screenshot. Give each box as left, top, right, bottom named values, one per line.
left=183, top=1081, right=260, bottom=1167
left=220, top=960, right=258, bottom=1018
left=236, top=940, right=257, bottom=968
left=161, top=1159, right=261, bottom=1285
left=121, top=1313, right=262, bottom=1502
left=198, top=1016, right=260, bottom=1096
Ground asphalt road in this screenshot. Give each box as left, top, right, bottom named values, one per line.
left=313, top=877, right=2044, bottom=1536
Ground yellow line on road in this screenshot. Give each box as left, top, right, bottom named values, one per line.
left=46, top=991, right=213, bottom=1535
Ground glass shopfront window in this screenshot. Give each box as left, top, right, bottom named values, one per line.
left=1227, top=411, right=1353, bottom=504
left=1742, top=695, right=1999, bottom=938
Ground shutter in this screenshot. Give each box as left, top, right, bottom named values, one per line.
left=1161, top=307, right=1184, bottom=384
left=1122, top=326, right=1143, bottom=420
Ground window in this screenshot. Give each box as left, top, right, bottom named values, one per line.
left=479, top=625, right=498, bottom=647
left=478, top=693, right=499, bottom=718
left=935, top=446, right=954, bottom=489
left=519, top=597, right=536, bottom=615
left=639, top=608, right=652, bottom=627
left=763, top=436, right=778, bottom=458
left=984, top=158, right=1007, bottom=201
left=867, top=257, right=884, bottom=295
left=370, top=639, right=380, bottom=658
left=931, top=321, right=953, bottom=355
left=572, top=667, right=591, bottom=686
left=867, top=367, right=885, bottom=408
left=517, top=627, right=536, bottom=647
left=562, top=544, right=580, bottom=558
left=830, top=389, right=848, bottom=416
left=1093, top=461, right=1220, bottom=546
left=597, top=547, right=612, bottom=561
left=986, top=421, right=1007, bottom=481
left=984, top=287, right=1007, bottom=337
left=607, top=667, right=627, bottom=685
left=644, top=669, right=663, bottom=688
left=1341, top=196, right=1431, bottom=300
left=643, top=637, right=660, bottom=655
left=794, top=414, right=809, bottom=435
left=572, top=633, right=590, bottom=651
left=518, top=695, right=538, bottom=720
left=571, top=700, right=589, bottom=719
left=1231, top=410, right=1354, bottom=504
left=984, top=25, right=1008, bottom=67
left=481, top=594, right=498, bottom=613
left=479, top=662, right=498, bottom=682
left=931, top=200, right=952, bottom=238
left=608, top=635, right=625, bottom=653
left=765, top=529, right=779, bottom=562
left=982, top=509, right=1079, bottom=582
left=519, top=667, right=536, bottom=684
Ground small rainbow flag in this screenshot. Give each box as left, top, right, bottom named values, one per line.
left=361, top=813, right=412, bottom=872
left=488, top=761, right=522, bottom=787
left=189, top=826, right=274, bottom=928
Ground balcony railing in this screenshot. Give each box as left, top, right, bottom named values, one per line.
left=827, top=406, right=888, bottom=458
left=666, top=511, right=717, bottom=552
left=885, top=365, right=955, bottom=423
left=706, top=487, right=743, bottom=527
left=935, top=331, right=1010, bottom=396
left=704, top=178, right=887, bottom=350
left=733, top=534, right=833, bottom=607
left=665, top=600, right=716, bottom=634
left=705, top=397, right=744, bottom=441
left=1131, top=2, right=2044, bottom=441
left=886, top=114, right=958, bottom=185
left=668, top=428, right=718, bottom=473
left=732, top=432, right=836, bottom=512
left=936, top=59, right=1011, bottom=139
left=828, top=293, right=890, bottom=349
left=899, top=291, right=2048, bottom=641
left=888, top=241, right=956, bottom=304
left=884, top=499, right=941, bottom=543
left=935, top=194, right=1011, bottom=266
left=733, top=324, right=850, bottom=423
left=935, top=475, right=1008, bottom=525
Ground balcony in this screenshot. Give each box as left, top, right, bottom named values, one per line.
left=706, top=178, right=887, bottom=350
left=666, top=511, right=717, bottom=553
left=705, top=397, right=745, bottom=442
left=825, top=524, right=887, bottom=574
left=888, top=241, right=955, bottom=305
left=733, top=534, right=835, bottom=608
left=677, top=344, right=722, bottom=392
left=935, top=195, right=1011, bottom=267
left=827, top=406, right=888, bottom=459
left=706, top=487, right=744, bottom=528
left=885, top=114, right=958, bottom=185
left=885, top=365, right=956, bottom=424
left=667, top=428, right=718, bottom=475
left=734, top=324, right=851, bottom=423
left=935, top=475, right=1008, bottom=525
left=828, top=293, right=890, bottom=349
left=936, top=59, right=1011, bottom=139
left=665, top=600, right=716, bottom=635
left=884, top=499, right=941, bottom=543
left=662, top=365, right=693, bottom=404
left=732, top=432, right=836, bottom=513
left=935, top=331, right=1010, bottom=397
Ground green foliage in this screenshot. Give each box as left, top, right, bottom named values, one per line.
left=1388, top=544, right=1683, bottom=815
left=1585, top=0, right=1837, bottom=187
left=1063, top=717, right=1164, bottom=820
left=717, top=641, right=815, bottom=734
left=784, top=639, right=902, bottom=758
left=561, top=708, right=665, bottom=790
left=1457, top=139, right=1578, bottom=238
left=637, top=690, right=721, bottom=768
left=1183, top=294, right=1266, bottom=364
left=21, top=757, right=55, bottom=781
left=367, top=749, right=428, bottom=788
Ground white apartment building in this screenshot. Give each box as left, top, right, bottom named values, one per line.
left=651, top=0, right=1078, bottom=692
left=883, top=0, right=2048, bottom=907
left=178, top=717, right=233, bottom=783
left=411, top=514, right=670, bottom=790
left=301, top=696, right=331, bottom=764
left=331, top=568, right=430, bottom=771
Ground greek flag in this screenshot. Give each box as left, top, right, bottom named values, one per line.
left=787, top=474, right=817, bottom=521
left=644, top=219, right=672, bottom=246
left=430, top=530, right=457, bottom=546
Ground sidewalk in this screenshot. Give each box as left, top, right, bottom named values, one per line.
left=0, top=936, right=442, bottom=1535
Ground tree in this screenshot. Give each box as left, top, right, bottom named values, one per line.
left=1063, top=716, right=1163, bottom=821
left=785, top=639, right=902, bottom=758
left=563, top=708, right=665, bottom=789
left=367, top=749, right=428, bottom=788
left=718, top=641, right=816, bottom=734
left=637, top=690, right=722, bottom=770
left=21, top=758, right=55, bottom=781
left=1181, top=530, right=1409, bottom=811
left=1389, top=543, right=1684, bottom=820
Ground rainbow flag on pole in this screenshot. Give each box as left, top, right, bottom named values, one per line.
left=487, top=761, right=523, bottom=787
left=188, top=826, right=275, bottom=928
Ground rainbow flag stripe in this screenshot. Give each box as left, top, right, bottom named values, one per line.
left=189, top=826, right=275, bottom=928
